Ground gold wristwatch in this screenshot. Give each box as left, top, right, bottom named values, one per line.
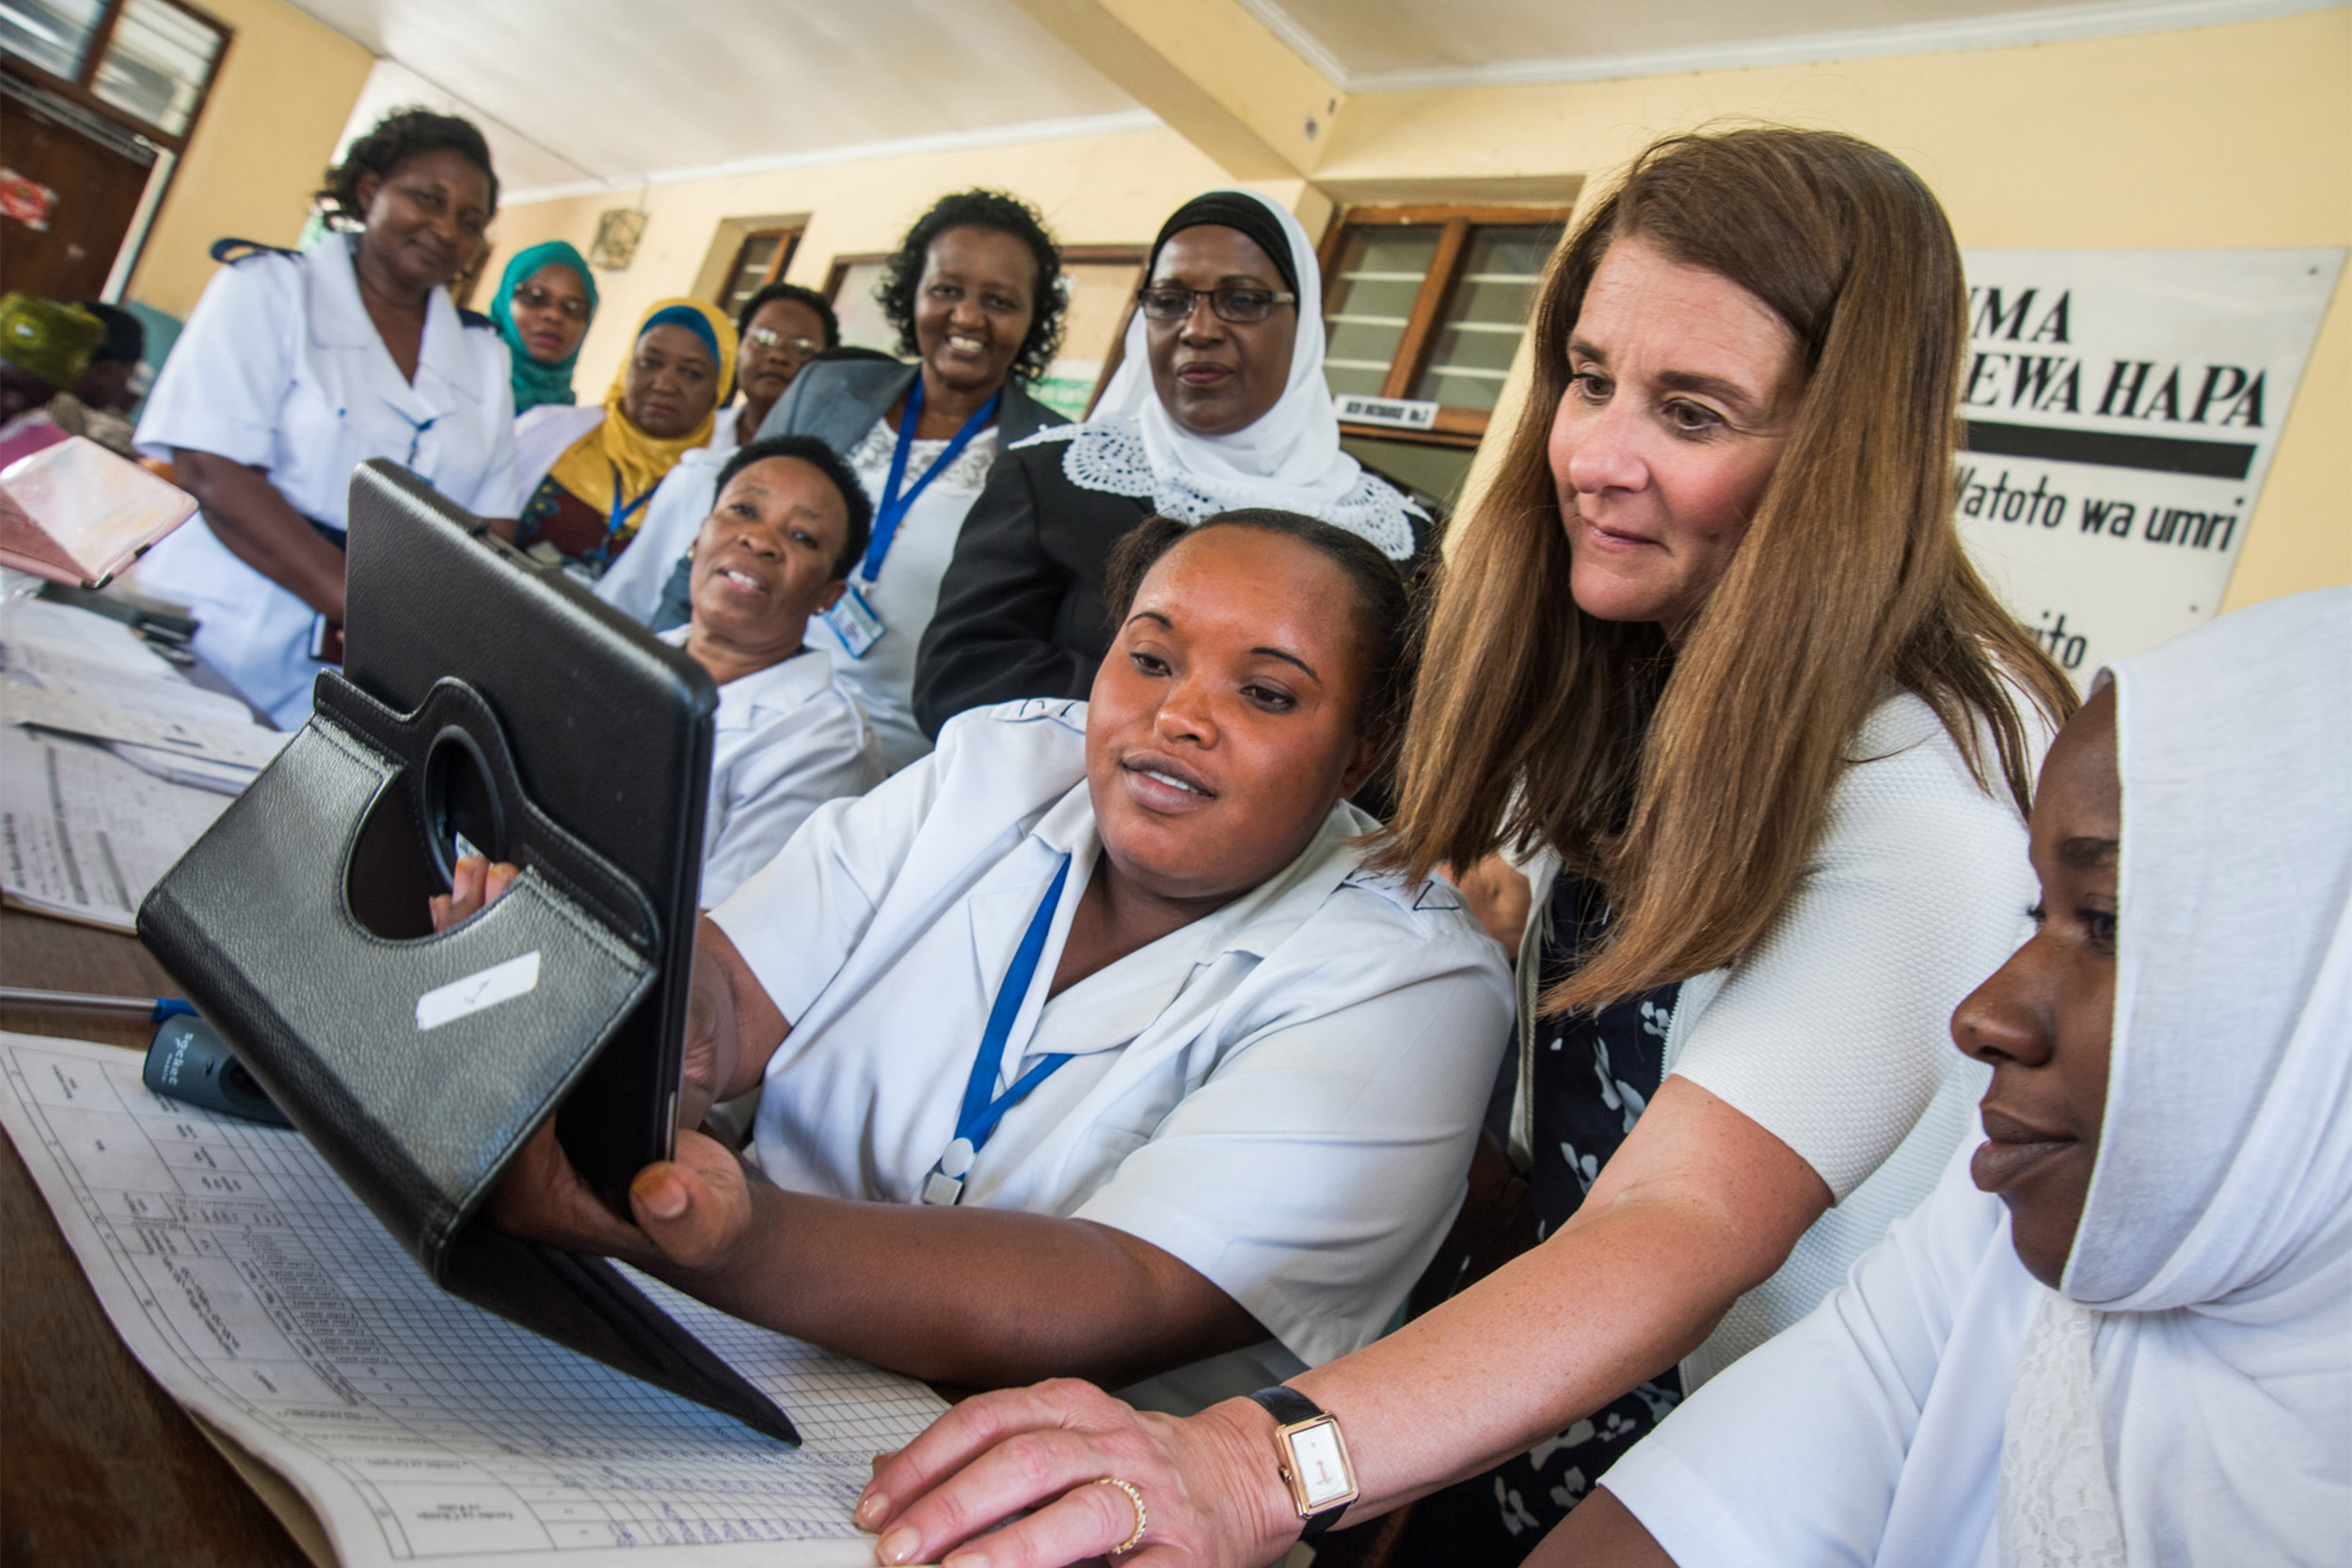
left=1248, top=1386, right=1359, bottom=1539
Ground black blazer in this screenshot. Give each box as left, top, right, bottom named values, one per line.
left=912, top=436, right=1439, bottom=739
left=912, top=440, right=1152, bottom=736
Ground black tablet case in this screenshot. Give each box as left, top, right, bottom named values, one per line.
left=138, top=460, right=797, bottom=1443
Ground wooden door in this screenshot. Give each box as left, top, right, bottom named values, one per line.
left=0, top=84, right=155, bottom=302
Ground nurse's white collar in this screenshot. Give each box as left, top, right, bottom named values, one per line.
left=308, top=234, right=469, bottom=387
left=1028, top=777, right=1375, bottom=966
left=657, top=626, right=834, bottom=729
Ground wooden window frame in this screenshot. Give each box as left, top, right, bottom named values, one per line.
left=821, top=249, right=891, bottom=308
left=0, top=0, right=230, bottom=155
left=714, top=223, right=804, bottom=316
left=1317, top=202, right=1574, bottom=450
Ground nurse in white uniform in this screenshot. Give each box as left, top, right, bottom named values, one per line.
left=660, top=435, right=884, bottom=908
left=133, top=110, right=520, bottom=729
left=448, top=509, right=1511, bottom=1399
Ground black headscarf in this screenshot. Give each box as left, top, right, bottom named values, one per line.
left=74, top=300, right=145, bottom=365
left=1146, top=193, right=1299, bottom=294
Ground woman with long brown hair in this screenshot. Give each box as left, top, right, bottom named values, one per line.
left=847, top=125, right=2076, bottom=1568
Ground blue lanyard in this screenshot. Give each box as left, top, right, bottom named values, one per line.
left=864, top=375, right=999, bottom=584
left=924, top=852, right=1073, bottom=1205
left=603, top=467, right=655, bottom=558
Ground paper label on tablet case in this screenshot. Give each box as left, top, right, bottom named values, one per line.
left=415, top=951, right=540, bottom=1031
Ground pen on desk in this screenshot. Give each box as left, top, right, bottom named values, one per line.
left=0, top=987, right=199, bottom=1022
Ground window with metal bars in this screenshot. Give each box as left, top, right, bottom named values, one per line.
left=1319, top=204, right=1571, bottom=449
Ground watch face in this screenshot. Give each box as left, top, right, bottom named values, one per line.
left=1287, top=1420, right=1354, bottom=1511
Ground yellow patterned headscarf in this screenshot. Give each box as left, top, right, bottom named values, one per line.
left=545, top=296, right=737, bottom=538
left=0, top=293, right=105, bottom=391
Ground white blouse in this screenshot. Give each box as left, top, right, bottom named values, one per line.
left=812, top=415, right=998, bottom=771
left=132, top=234, right=521, bottom=727
left=655, top=628, right=882, bottom=907
left=1601, top=1143, right=2031, bottom=1568
left=710, top=698, right=1514, bottom=1373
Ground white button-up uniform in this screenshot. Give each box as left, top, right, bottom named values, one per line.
left=132, top=235, right=522, bottom=727
left=654, top=628, right=883, bottom=907
left=711, top=699, right=1513, bottom=1371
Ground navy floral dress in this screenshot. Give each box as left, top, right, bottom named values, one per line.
left=1387, top=874, right=1683, bottom=1565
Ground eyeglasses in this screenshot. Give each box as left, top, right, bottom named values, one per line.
left=1135, top=286, right=1297, bottom=325
left=745, top=325, right=821, bottom=361
left=511, top=284, right=589, bottom=321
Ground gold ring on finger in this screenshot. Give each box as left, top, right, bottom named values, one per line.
left=1093, top=1475, right=1148, bottom=1556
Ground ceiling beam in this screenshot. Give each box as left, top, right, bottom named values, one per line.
left=1004, top=0, right=1343, bottom=179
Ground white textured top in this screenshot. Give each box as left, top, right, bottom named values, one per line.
left=1512, top=689, right=2046, bottom=1386
left=711, top=699, right=1513, bottom=1372
left=1673, top=689, right=2044, bottom=1382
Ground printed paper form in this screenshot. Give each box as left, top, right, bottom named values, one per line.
left=0, top=1034, right=950, bottom=1567
left=0, top=726, right=231, bottom=930
left=6, top=678, right=290, bottom=769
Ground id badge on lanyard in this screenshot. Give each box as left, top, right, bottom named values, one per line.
left=819, top=582, right=886, bottom=659
left=823, top=377, right=1000, bottom=662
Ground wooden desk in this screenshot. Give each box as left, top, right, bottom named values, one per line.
left=0, top=907, right=310, bottom=1568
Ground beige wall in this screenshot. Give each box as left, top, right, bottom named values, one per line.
left=491, top=8, right=2349, bottom=609
left=126, top=0, right=374, bottom=322
left=485, top=125, right=1235, bottom=399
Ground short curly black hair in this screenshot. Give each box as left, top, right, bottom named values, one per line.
left=874, top=189, right=1065, bottom=384
left=317, top=109, right=498, bottom=228
left=735, top=281, right=838, bottom=351
left=715, top=434, right=873, bottom=580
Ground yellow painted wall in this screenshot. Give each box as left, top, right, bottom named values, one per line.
left=125, top=0, right=374, bottom=321
left=485, top=124, right=1234, bottom=398
left=1320, top=8, right=2352, bottom=610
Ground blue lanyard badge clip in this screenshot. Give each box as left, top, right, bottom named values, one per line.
left=595, top=467, right=655, bottom=570
left=920, top=852, right=1074, bottom=1206
left=818, top=376, right=998, bottom=662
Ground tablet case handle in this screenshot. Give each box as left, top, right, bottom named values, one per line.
left=141, top=671, right=658, bottom=1272
left=138, top=672, right=800, bottom=1445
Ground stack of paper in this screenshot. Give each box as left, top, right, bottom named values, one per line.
left=0, top=1032, right=951, bottom=1567
left=0, top=596, right=278, bottom=929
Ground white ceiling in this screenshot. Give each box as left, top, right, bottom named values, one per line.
left=297, top=0, right=1146, bottom=200
left=1239, top=0, right=2329, bottom=88
left=300, top=0, right=2320, bottom=201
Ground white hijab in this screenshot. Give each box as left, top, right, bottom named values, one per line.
left=1028, top=189, right=1422, bottom=560
left=1999, top=586, right=2352, bottom=1565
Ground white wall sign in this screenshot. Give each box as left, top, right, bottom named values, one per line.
left=1953, top=248, right=2344, bottom=679
left=1335, top=393, right=1438, bottom=431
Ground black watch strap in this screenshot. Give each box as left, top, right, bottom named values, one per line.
left=1248, top=1386, right=1344, bottom=1538
left=1248, top=1385, right=1325, bottom=1428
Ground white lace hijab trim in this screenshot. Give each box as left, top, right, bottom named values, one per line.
left=1018, top=187, right=1423, bottom=562
left=1013, top=418, right=1420, bottom=560
left=1997, top=1292, right=2125, bottom=1568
